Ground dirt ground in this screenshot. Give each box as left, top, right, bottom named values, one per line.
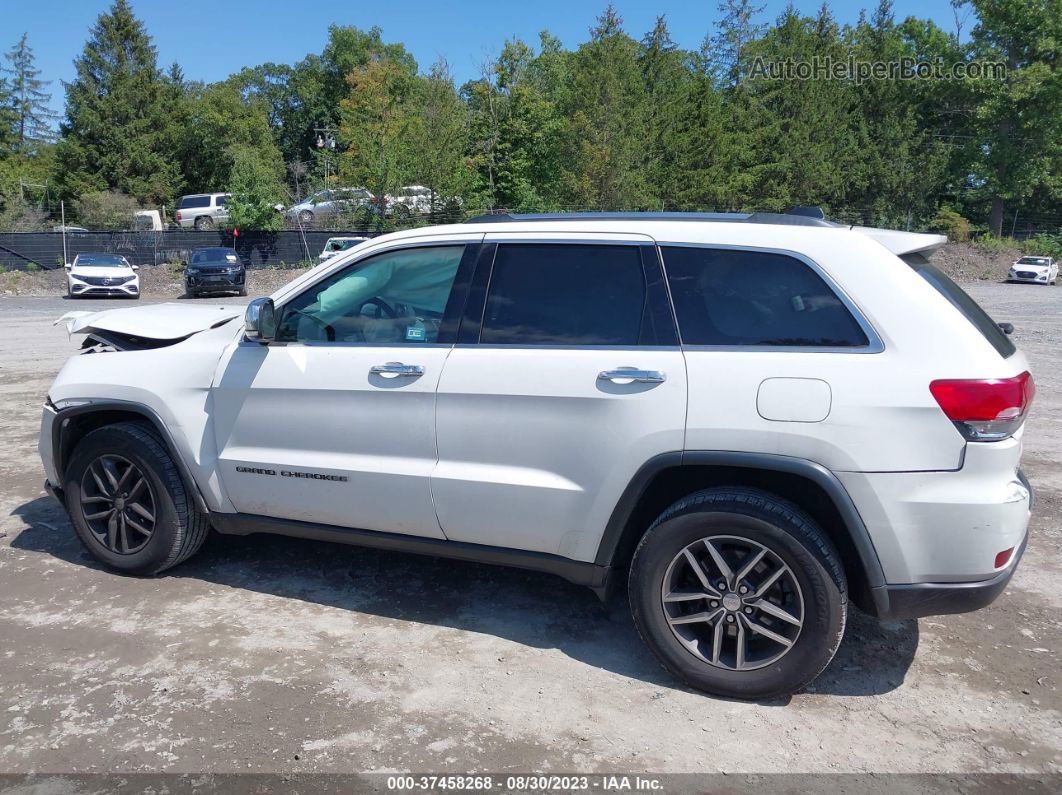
left=0, top=279, right=1059, bottom=778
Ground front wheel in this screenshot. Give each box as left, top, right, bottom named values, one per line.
left=63, top=422, right=210, bottom=575
left=629, top=488, right=847, bottom=700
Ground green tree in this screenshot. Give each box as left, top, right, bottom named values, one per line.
left=226, top=147, right=285, bottom=231
left=565, top=5, right=650, bottom=209
left=179, top=80, right=285, bottom=194
left=55, top=0, right=180, bottom=203
left=640, top=16, right=693, bottom=209
left=408, top=59, right=469, bottom=214
left=76, top=189, right=140, bottom=229
left=967, top=0, right=1062, bottom=235
left=339, top=58, right=416, bottom=217
left=3, top=33, right=57, bottom=152
left=842, top=1, right=951, bottom=226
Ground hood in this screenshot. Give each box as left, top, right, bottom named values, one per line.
left=852, top=227, right=948, bottom=257
left=1012, top=261, right=1050, bottom=271
left=70, top=266, right=136, bottom=279
left=57, top=302, right=243, bottom=343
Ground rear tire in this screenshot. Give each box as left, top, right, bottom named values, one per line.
left=629, top=488, right=846, bottom=700
left=63, top=422, right=210, bottom=575
left=193, top=216, right=214, bottom=230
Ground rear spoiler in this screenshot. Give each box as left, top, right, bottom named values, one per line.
left=852, top=226, right=948, bottom=258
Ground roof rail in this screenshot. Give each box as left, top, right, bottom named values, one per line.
left=463, top=210, right=838, bottom=227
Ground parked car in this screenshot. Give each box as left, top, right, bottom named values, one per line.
left=318, top=236, right=369, bottom=263
left=384, top=185, right=462, bottom=218
left=64, top=253, right=140, bottom=299
left=183, top=247, right=247, bottom=298
left=175, top=193, right=230, bottom=230
left=286, top=188, right=373, bottom=226
left=1007, top=256, right=1057, bottom=285
left=53, top=225, right=89, bottom=233
left=40, top=210, right=1034, bottom=699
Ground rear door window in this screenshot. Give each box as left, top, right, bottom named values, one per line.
left=178, top=195, right=210, bottom=209
left=661, top=246, right=870, bottom=347
left=479, top=244, right=655, bottom=345
left=902, top=254, right=1015, bottom=358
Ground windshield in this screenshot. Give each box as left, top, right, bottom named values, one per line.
left=192, top=248, right=239, bottom=264
left=1016, top=257, right=1048, bottom=265
left=75, top=254, right=129, bottom=268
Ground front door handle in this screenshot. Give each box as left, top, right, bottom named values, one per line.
left=370, top=362, right=424, bottom=378
left=598, top=367, right=666, bottom=384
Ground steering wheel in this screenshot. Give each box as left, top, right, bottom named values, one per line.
left=363, top=297, right=398, bottom=318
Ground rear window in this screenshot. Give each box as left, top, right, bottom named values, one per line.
left=661, top=246, right=869, bottom=347
left=903, top=255, right=1015, bottom=358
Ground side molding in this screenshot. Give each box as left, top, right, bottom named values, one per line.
left=53, top=399, right=210, bottom=514
left=213, top=513, right=611, bottom=594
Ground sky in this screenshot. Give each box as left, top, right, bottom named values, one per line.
left=7, top=0, right=969, bottom=120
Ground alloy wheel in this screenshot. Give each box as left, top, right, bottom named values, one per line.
left=661, top=534, right=804, bottom=671
left=79, top=454, right=157, bottom=555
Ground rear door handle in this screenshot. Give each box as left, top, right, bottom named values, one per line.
left=598, top=368, right=666, bottom=384
left=370, top=362, right=424, bottom=378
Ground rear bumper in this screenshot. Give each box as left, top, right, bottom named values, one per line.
left=875, top=531, right=1027, bottom=619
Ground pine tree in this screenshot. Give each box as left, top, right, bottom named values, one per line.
left=967, top=0, right=1062, bottom=235
left=3, top=33, right=57, bottom=152
left=640, top=16, right=692, bottom=209
left=565, top=5, right=650, bottom=209
left=56, top=0, right=180, bottom=203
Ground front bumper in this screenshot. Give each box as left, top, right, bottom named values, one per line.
left=69, top=281, right=139, bottom=297
left=186, top=271, right=245, bottom=292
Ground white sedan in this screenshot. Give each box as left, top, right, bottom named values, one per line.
left=1007, top=255, right=1057, bottom=285
left=65, top=253, right=140, bottom=299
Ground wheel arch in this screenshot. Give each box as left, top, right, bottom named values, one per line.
left=597, top=452, right=889, bottom=616
left=53, top=400, right=210, bottom=514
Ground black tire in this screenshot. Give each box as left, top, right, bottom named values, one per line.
left=185, top=283, right=198, bottom=299
left=298, top=209, right=314, bottom=226
left=238, top=286, right=248, bottom=297
left=193, top=216, right=214, bottom=230
left=63, top=422, right=210, bottom=575
left=629, top=487, right=846, bottom=700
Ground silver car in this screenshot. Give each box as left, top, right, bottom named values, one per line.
left=175, top=193, right=230, bottom=230
left=286, top=188, right=373, bottom=226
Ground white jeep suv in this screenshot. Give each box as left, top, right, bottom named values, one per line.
left=39, top=212, right=1035, bottom=699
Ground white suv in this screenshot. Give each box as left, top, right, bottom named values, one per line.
left=175, top=193, right=230, bottom=229
left=38, top=212, right=1035, bottom=699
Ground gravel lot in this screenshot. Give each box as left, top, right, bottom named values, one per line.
left=0, top=282, right=1059, bottom=777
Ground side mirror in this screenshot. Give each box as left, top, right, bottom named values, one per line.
left=132, top=264, right=140, bottom=271
left=998, top=322, right=1014, bottom=335
left=64, top=263, right=72, bottom=270
left=245, top=297, right=276, bottom=343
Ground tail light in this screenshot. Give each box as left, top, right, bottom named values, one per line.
left=930, top=371, right=1035, bottom=441
left=176, top=211, right=182, bottom=222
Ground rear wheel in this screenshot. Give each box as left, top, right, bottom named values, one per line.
left=193, top=216, right=214, bottom=230
left=298, top=210, right=314, bottom=226
left=63, top=422, right=210, bottom=575
left=629, top=488, right=846, bottom=700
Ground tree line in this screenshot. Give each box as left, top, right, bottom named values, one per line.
left=0, top=0, right=1059, bottom=236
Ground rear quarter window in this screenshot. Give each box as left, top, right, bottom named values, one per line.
left=660, top=246, right=870, bottom=348
left=178, top=195, right=210, bottom=209
left=902, top=254, right=1015, bottom=358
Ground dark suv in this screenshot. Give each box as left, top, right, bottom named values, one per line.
left=184, top=247, right=247, bottom=298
